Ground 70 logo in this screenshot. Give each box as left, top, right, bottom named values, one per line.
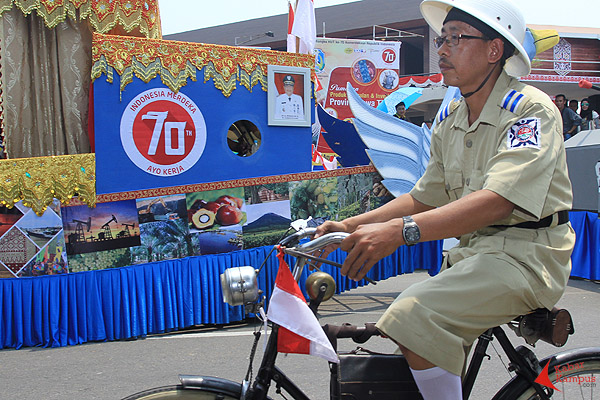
left=142, top=111, right=193, bottom=156
left=382, top=48, right=397, bottom=63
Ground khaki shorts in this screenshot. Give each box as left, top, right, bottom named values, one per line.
left=375, top=224, right=574, bottom=376
left=375, top=252, right=545, bottom=376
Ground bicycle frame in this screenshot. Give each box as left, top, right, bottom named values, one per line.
left=223, top=239, right=550, bottom=400
left=239, top=323, right=552, bottom=400
left=246, top=324, right=311, bottom=400
left=126, top=227, right=600, bottom=400
left=462, top=327, right=551, bottom=400
left=241, top=235, right=554, bottom=400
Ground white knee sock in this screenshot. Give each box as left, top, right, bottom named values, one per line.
left=410, top=367, right=462, bottom=400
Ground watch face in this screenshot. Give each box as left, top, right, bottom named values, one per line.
left=405, top=225, right=420, bottom=243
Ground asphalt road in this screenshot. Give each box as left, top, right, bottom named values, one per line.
left=1, top=270, right=599, bottom=399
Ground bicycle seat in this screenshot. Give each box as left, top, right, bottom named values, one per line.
left=510, top=307, right=574, bottom=347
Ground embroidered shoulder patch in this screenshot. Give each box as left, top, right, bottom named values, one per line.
left=507, top=118, right=541, bottom=149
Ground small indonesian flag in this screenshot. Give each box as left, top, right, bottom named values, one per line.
left=267, top=248, right=338, bottom=363
left=312, top=146, right=338, bottom=170
left=315, top=76, right=323, bottom=92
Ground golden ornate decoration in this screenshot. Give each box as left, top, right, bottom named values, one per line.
left=0, top=0, right=161, bottom=38
left=91, top=33, right=316, bottom=96
left=0, top=153, right=96, bottom=215
left=64, top=165, right=376, bottom=205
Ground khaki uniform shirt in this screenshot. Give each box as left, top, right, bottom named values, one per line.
left=410, top=70, right=575, bottom=308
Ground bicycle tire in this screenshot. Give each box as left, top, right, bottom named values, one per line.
left=122, top=385, right=240, bottom=399
left=493, top=347, right=600, bottom=400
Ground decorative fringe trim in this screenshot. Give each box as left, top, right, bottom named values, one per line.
left=0, top=0, right=161, bottom=38
left=0, top=154, right=96, bottom=215
left=91, top=33, right=316, bottom=96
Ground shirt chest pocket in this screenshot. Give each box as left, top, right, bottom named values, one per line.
left=462, top=171, right=484, bottom=197
left=444, top=170, right=464, bottom=201
left=444, top=170, right=484, bottom=200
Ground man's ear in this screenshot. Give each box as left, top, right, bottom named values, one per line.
left=488, top=38, right=504, bottom=64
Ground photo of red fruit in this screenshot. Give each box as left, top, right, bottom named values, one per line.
left=190, top=198, right=208, bottom=211
left=202, top=201, right=222, bottom=214
left=186, top=189, right=246, bottom=233
left=216, top=195, right=243, bottom=209
left=216, top=204, right=243, bottom=225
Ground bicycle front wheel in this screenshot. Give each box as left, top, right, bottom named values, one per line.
left=122, top=385, right=240, bottom=399
left=493, top=347, right=600, bottom=400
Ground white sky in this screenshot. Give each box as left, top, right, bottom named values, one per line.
left=159, top=0, right=597, bottom=36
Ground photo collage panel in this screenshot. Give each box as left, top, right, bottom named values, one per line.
left=0, top=172, right=388, bottom=276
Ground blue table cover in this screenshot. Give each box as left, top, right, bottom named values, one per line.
left=1, top=210, right=597, bottom=350
left=0, top=240, right=442, bottom=349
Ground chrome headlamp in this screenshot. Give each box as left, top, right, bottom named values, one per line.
left=220, top=266, right=259, bottom=306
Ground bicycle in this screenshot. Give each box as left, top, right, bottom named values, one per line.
left=123, top=223, right=600, bottom=399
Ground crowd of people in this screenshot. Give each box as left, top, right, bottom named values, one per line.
left=555, top=94, right=600, bottom=140
left=394, top=93, right=599, bottom=141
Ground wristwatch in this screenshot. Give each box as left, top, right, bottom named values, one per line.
left=402, top=215, right=421, bottom=246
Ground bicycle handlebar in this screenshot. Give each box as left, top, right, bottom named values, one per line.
left=295, top=231, right=350, bottom=252
left=279, top=228, right=350, bottom=250
left=280, top=229, right=376, bottom=285
left=278, top=227, right=318, bottom=247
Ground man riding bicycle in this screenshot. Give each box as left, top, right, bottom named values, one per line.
left=315, top=0, right=575, bottom=399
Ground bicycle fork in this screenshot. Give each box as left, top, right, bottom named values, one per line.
left=245, top=325, right=310, bottom=400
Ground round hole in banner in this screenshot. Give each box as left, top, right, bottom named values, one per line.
left=227, top=120, right=262, bottom=157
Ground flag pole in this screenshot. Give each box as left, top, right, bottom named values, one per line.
left=294, top=0, right=300, bottom=53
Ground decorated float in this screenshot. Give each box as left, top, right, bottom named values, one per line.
left=0, top=1, right=445, bottom=350
left=0, top=1, right=596, bottom=351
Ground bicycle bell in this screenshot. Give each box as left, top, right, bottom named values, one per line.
left=305, top=271, right=336, bottom=301
left=220, top=266, right=259, bottom=306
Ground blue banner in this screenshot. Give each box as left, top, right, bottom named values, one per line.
left=94, top=75, right=314, bottom=194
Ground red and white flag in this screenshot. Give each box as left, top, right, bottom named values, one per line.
left=287, top=0, right=297, bottom=53
left=267, top=248, right=338, bottom=363
left=290, top=0, right=316, bottom=54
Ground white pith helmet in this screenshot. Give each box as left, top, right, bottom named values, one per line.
left=420, top=0, right=531, bottom=77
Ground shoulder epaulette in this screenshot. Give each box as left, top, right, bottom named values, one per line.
left=500, top=89, right=527, bottom=113
left=436, top=99, right=461, bottom=124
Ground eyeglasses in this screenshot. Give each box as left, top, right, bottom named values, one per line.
left=433, top=33, right=489, bottom=49
left=582, top=103, right=590, bottom=106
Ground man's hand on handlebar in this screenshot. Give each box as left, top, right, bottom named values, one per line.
left=312, top=220, right=349, bottom=264
left=339, top=221, right=404, bottom=281
left=313, top=219, right=405, bottom=282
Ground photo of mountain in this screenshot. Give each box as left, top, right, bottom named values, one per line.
left=242, top=199, right=291, bottom=249
left=243, top=212, right=291, bottom=232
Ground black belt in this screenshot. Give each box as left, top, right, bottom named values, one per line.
left=492, top=210, right=569, bottom=230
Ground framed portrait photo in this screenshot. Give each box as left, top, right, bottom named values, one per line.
left=267, top=65, right=312, bottom=127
